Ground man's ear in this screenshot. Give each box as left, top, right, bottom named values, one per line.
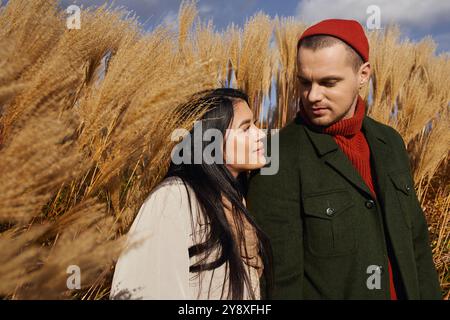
left=359, top=62, right=371, bottom=88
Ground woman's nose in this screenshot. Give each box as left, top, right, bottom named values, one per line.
left=256, top=127, right=266, bottom=141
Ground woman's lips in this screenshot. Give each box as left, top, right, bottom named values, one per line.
left=255, top=146, right=265, bottom=155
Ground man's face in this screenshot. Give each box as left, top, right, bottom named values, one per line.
left=297, top=43, right=364, bottom=127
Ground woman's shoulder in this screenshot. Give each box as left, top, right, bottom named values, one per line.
left=128, top=177, right=197, bottom=236
left=131, top=176, right=205, bottom=239
left=137, top=176, right=200, bottom=220
left=154, top=176, right=189, bottom=191
left=147, top=176, right=194, bottom=206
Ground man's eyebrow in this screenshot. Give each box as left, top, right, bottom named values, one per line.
left=297, top=75, right=310, bottom=82
left=319, top=76, right=344, bottom=82
left=297, top=75, right=343, bottom=82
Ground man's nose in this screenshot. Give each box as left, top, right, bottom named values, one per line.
left=307, top=83, right=324, bottom=103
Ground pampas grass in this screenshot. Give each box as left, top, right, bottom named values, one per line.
left=0, top=0, right=448, bottom=299
left=235, top=12, right=274, bottom=121
left=273, top=16, right=306, bottom=128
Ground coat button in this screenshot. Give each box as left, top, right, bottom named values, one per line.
left=405, top=184, right=411, bottom=192
left=326, top=207, right=335, bottom=216
left=365, top=200, right=375, bottom=209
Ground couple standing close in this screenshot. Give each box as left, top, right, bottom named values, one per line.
left=110, top=19, right=442, bottom=300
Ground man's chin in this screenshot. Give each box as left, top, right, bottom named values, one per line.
left=308, top=116, right=333, bottom=127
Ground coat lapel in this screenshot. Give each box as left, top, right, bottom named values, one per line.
left=302, top=116, right=393, bottom=202
left=303, top=125, right=373, bottom=198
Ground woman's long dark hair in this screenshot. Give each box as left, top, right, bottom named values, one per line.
left=166, top=88, right=273, bottom=299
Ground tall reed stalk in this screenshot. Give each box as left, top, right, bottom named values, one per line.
left=0, top=0, right=448, bottom=299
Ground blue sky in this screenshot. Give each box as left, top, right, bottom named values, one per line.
left=59, top=0, right=449, bottom=54
left=61, top=0, right=450, bottom=53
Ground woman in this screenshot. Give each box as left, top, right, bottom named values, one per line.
left=110, top=88, right=273, bottom=300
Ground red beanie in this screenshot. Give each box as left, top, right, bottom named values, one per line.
left=298, top=19, right=369, bottom=62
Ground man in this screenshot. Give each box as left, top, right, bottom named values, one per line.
left=247, top=19, right=442, bottom=299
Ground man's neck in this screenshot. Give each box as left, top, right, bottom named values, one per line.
left=341, top=95, right=359, bottom=121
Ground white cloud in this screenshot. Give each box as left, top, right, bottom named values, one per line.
left=296, top=0, right=450, bottom=30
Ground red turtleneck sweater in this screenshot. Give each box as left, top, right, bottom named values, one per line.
left=300, top=96, right=398, bottom=300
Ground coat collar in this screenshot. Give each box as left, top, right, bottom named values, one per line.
left=301, top=115, right=392, bottom=201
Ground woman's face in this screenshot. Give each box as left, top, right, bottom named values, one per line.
left=224, top=100, right=266, bottom=177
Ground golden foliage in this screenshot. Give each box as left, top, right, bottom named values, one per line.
left=0, top=0, right=448, bottom=299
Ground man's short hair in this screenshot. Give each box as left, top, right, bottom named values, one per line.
left=298, top=35, right=364, bottom=72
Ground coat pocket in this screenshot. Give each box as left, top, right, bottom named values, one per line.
left=389, top=170, right=416, bottom=229
left=302, top=189, right=356, bottom=257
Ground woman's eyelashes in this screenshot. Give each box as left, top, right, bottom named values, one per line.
left=243, top=119, right=258, bottom=132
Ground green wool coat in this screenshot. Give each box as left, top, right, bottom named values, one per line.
left=247, top=114, right=442, bottom=300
